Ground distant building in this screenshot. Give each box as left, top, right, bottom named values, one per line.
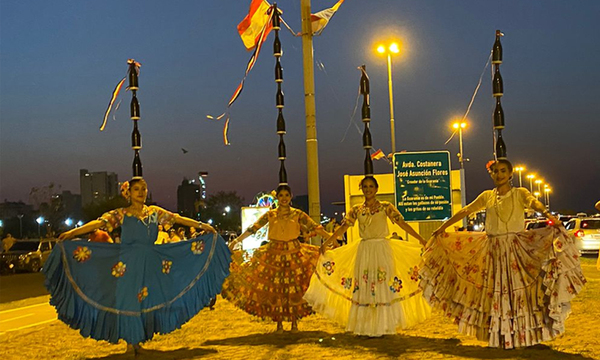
left=0, top=200, right=34, bottom=219
left=80, top=169, right=118, bottom=206
left=177, top=179, right=201, bottom=219
left=54, top=190, right=83, bottom=219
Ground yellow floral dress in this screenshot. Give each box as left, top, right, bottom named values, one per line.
left=419, top=187, right=586, bottom=348
left=221, top=207, right=321, bottom=322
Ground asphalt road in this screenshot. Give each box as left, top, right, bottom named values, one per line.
left=0, top=272, right=48, bottom=303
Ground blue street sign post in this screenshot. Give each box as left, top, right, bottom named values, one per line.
left=393, top=151, right=452, bottom=221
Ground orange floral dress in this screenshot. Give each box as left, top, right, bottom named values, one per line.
left=221, top=207, right=321, bottom=322
left=419, top=187, right=586, bottom=348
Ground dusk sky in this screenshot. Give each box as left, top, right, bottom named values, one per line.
left=1, top=0, right=599, bottom=216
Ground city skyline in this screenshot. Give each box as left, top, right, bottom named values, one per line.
left=1, top=0, right=599, bottom=215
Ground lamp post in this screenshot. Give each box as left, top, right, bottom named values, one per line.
left=544, top=186, right=551, bottom=209
left=17, top=214, right=23, bottom=238
left=451, top=120, right=468, bottom=226
left=535, top=179, right=543, bottom=203
left=526, top=174, right=536, bottom=193
left=36, top=216, right=44, bottom=239
left=377, top=42, right=400, bottom=154
left=514, top=166, right=525, bottom=187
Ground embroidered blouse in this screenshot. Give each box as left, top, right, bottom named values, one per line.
left=248, top=207, right=321, bottom=241
left=463, top=187, right=536, bottom=235
left=99, top=205, right=176, bottom=233
left=342, top=201, right=403, bottom=240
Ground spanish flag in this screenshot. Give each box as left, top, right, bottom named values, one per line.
left=238, top=0, right=273, bottom=50
left=311, top=0, right=345, bottom=35
left=371, top=149, right=385, bottom=160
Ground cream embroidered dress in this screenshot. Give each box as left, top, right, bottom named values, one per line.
left=419, top=187, right=586, bottom=348
left=304, top=201, right=431, bottom=336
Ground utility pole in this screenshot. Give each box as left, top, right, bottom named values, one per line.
left=300, top=0, right=321, bottom=224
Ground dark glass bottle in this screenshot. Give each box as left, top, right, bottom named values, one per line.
left=492, top=30, right=503, bottom=64
left=128, top=66, right=139, bottom=90
left=279, top=161, right=287, bottom=184
left=272, top=4, right=280, bottom=30
left=273, top=35, right=282, bottom=57
left=496, top=131, right=507, bottom=159
left=130, top=95, right=140, bottom=120
left=361, top=96, right=370, bottom=122
left=364, top=151, right=373, bottom=176
left=133, top=151, right=143, bottom=178
left=493, top=98, right=504, bottom=129
left=276, top=110, right=286, bottom=134
left=132, top=121, right=142, bottom=149
left=492, top=65, right=503, bottom=97
left=363, top=124, right=372, bottom=148
left=276, top=87, right=284, bottom=108
left=275, top=61, right=283, bottom=83
left=278, top=136, right=286, bottom=160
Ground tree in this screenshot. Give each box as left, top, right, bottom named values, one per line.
left=203, top=191, right=245, bottom=232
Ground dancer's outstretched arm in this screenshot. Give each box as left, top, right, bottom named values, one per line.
left=172, top=213, right=216, bottom=233
left=59, top=220, right=104, bottom=240
left=320, top=224, right=349, bottom=254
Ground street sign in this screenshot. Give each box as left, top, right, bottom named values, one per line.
left=393, top=151, right=452, bottom=221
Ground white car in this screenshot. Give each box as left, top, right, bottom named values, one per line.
left=565, top=218, right=600, bottom=254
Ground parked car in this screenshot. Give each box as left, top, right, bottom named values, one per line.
left=565, top=218, right=600, bottom=254
left=0, top=238, right=56, bottom=273
left=525, top=219, right=554, bottom=230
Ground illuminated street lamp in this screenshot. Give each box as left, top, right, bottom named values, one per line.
left=535, top=179, right=543, bottom=197
left=534, top=191, right=541, bottom=200
left=376, top=41, right=400, bottom=153
left=544, top=185, right=551, bottom=209
left=36, top=216, right=45, bottom=238
left=514, top=165, right=525, bottom=187
left=526, top=174, right=536, bottom=193
left=64, top=218, right=73, bottom=227
left=451, top=120, right=468, bottom=226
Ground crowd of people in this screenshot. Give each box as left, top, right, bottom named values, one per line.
left=38, top=159, right=591, bottom=356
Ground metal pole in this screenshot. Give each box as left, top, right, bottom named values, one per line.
left=458, top=127, right=467, bottom=226
left=529, top=178, right=533, bottom=193
left=300, top=0, right=321, bottom=226
left=387, top=53, right=396, bottom=154
left=17, top=214, right=23, bottom=238
left=518, top=170, right=522, bottom=187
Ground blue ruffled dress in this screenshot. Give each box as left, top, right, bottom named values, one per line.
left=43, top=207, right=231, bottom=344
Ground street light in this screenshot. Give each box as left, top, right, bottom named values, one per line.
left=535, top=179, right=543, bottom=198
left=376, top=41, right=400, bottom=154
left=451, top=120, right=468, bottom=226
left=514, top=166, right=526, bottom=187
left=526, top=174, right=536, bottom=193
left=17, top=214, right=23, bottom=238
left=544, top=186, right=551, bottom=209
left=36, top=216, right=45, bottom=238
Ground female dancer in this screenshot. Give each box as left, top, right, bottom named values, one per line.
left=304, top=176, right=431, bottom=337
left=419, top=159, right=586, bottom=348
left=223, top=184, right=331, bottom=333
left=45, top=178, right=231, bottom=354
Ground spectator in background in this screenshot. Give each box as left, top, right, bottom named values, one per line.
left=325, top=218, right=337, bottom=233
left=177, top=227, right=187, bottom=241
left=168, top=228, right=181, bottom=243
left=154, top=224, right=170, bottom=245
left=2, top=233, right=16, bottom=253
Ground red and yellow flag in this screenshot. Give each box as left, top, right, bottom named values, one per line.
left=311, top=0, right=345, bottom=35
left=238, top=0, right=273, bottom=50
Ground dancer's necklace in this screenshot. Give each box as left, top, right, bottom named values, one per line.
left=493, top=188, right=515, bottom=224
